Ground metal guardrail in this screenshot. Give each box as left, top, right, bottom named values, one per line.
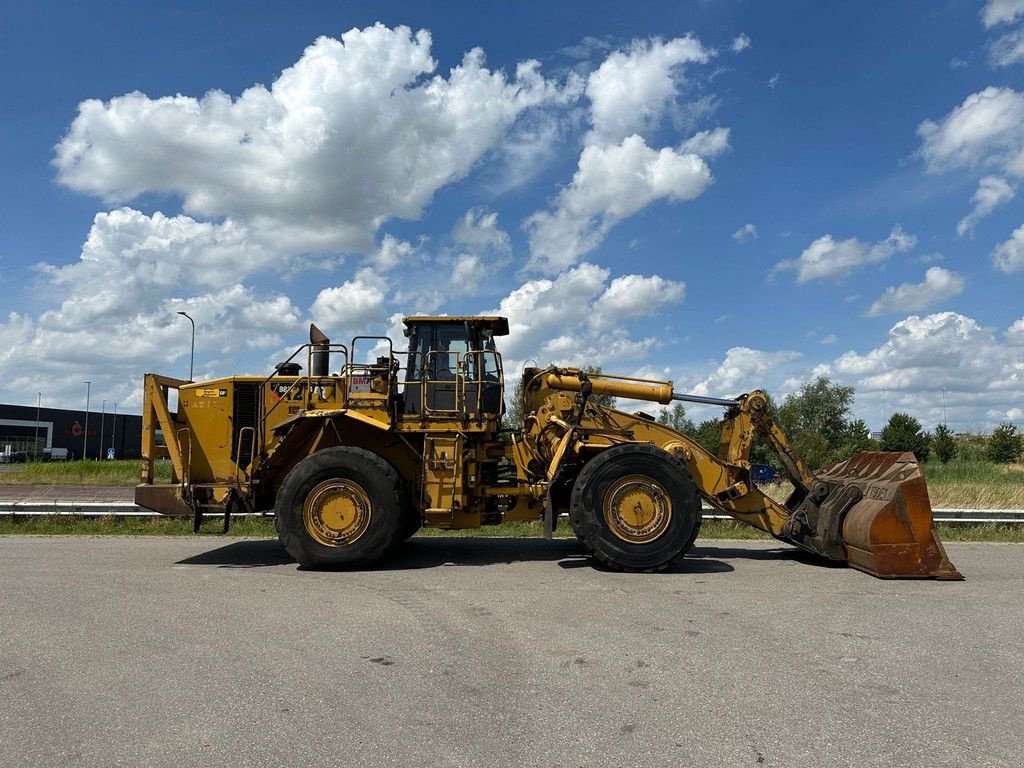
left=1, top=501, right=1023, bottom=524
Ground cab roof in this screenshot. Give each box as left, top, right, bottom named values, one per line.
left=402, top=316, right=509, bottom=336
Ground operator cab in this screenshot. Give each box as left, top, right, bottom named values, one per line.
left=402, top=316, right=508, bottom=419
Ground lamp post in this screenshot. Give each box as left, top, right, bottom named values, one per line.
left=111, top=403, right=117, bottom=459
left=100, top=400, right=106, bottom=460
left=941, top=387, right=948, bottom=426
left=33, top=393, right=41, bottom=462
left=82, top=381, right=91, bottom=461
left=176, top=311, right=195, bottom=382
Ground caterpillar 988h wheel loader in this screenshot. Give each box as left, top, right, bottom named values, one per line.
left=136, top=316, right=961, bottom=579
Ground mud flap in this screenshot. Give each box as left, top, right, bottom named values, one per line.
left=783, top=452, right=962, bottom=580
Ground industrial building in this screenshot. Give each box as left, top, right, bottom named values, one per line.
left=0, top=403, right=141, bottom=461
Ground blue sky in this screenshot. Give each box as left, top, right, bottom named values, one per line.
left=1, top=0, right=1022, bottom=431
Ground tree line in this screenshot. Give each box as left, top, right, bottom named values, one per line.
left=656, top=377, right=1023, bottom=470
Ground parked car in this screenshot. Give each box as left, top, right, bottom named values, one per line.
left=751, top=463, right=782, bottom=485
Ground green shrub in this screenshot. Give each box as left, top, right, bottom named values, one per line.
left=987, top=423, right=1023, bottom=464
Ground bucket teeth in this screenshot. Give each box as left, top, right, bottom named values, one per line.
left=813, top=451, right=962, bottom=580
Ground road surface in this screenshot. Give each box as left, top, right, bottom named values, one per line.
left=0, top=536, right=1020, bottom=767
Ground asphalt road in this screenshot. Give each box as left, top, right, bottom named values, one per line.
left=0, top=537, right=1021, bottom=768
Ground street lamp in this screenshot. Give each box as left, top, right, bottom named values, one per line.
left=941, top=387, right=948, bottom=426
left=100, top=400, right=106, bottom=461
left=34, top=393, right=41, bottom=462
left=176, top=311, right=195, bottom=382
left=110, top=403, right=118, bottom=459
left=82, top=381, right=91, bottom=461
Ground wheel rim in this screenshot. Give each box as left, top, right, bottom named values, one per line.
left=303, top=478, right=372, bottom=547
left=602, top=474, right=673, bottom=544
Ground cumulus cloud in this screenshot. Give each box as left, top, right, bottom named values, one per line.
left=834, top=312, right=1024, bottom=399
left=917, top=86, right=1024, bottom=176
left=774, top=226, right=916, bottom=283
left=309, top=268, right=389, bottom=334
left=957, top=175, right=1016, bottom=235
left=482, top=262, right=679, bottom=374
left=732, top=223, right=758, bottom=244
left=525, top=135, right=712, bottom=272
left=982, top=0, right=1024, bottom=28
left=689, top=347, right=802, bottom=399
left=992, top=224, right=1024, bottom=272
left=731, top=34, right=751, bottom=53
left=590, top=274, right=685, bottom=329
left=585, top=35, right=710, bottom=146
left=54, top=24, right=580, bottom=253
left=865, top=267, right=966, bottom=317
left=1006, top=316, right=1024, bottom=344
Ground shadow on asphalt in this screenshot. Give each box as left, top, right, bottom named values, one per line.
left=174, top=537, right=821, bottom=574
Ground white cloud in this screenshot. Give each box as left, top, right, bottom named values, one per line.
left=826, top=313, right=1024, bottom=430
left=689, top=347, right=802, bottom=399
left=731, top=34, right=751, bottom=53
left=982, top=0, right=1024, bottom=28
left=989, top=28, right=1024, bottom=66
left=54, top=24, right=579, bottom=253
left=992, top=224, right=1024, bottom=272
left=1006, top=316, right=1024, bottom=344
left=865, top=267, right=966, bottom=317
left=585, top=35, right=710, bottom=146
left=451, top=208, right=511, bottom=255
left=917, top=86, right=1024, bottom=176
left=482, top=262, right=677, bottom=375
left=774, top=226, right=916, bottom=283
left=768, top=73, right=780, bottom=89
left=366, top=234, right=419, bottom=273
left=679, top=127, right=731, bottom=158
left=957, top=175, right=1016, bottom=235
left=525, top=135, right=712, bottom=272
left=590, top=274, right=685, bottom=329
left=820, top=334, right=837, bottom=345
left=732, top=223, right=758, bottom=244
left=309, top=268, right=388, bottom=333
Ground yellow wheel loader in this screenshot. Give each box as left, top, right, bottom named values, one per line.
left=136, top=316, right=961, bottom=579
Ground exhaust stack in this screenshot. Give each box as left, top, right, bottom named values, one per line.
left=310, top=324, right=330, bottom=377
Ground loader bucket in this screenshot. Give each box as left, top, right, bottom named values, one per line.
left=818, top=451, right=962, bottom=580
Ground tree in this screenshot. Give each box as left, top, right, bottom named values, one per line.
left=880, top=412, right=930, bottom=462
left=777, top=377, right=858, bottom=469
left=932, top=423, right=957, bottom=464
left=656, top=402, right=695, bottom=434
left=987, top=423, right=1023, bottom=464
left=690, top=418, right=722, bottom=457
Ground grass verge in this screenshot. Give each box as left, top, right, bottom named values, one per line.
left=0, top=460, right=172, bottom=486
left=1, top=515, right=1021, bottom=542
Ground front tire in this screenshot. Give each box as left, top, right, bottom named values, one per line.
left=569, top=443, right=701, bottom=572
left=275, top=446, right=404, bottom=568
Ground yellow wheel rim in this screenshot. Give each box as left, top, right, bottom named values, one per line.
left=603, top=474, right=672, bottom=544
left=303, top=478, right=372, bottom=547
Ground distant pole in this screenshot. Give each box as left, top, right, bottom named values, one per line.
left=176, top=311, right=195, bottom=382
left=941, top=387, right=948, bottom=426
left=881, top=387, right=887, bottom=427
left=33, top=393, right=41, bottom=461
left=82, top=381, right=91, bottom=460
left=111, top=403, right=117, bottom=459
left=100, top=400, right=107, bottom=460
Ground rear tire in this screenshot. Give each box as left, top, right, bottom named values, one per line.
left=569, top=443, right=701, bottom=572
left=275, top=446, right=404, bottom=568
